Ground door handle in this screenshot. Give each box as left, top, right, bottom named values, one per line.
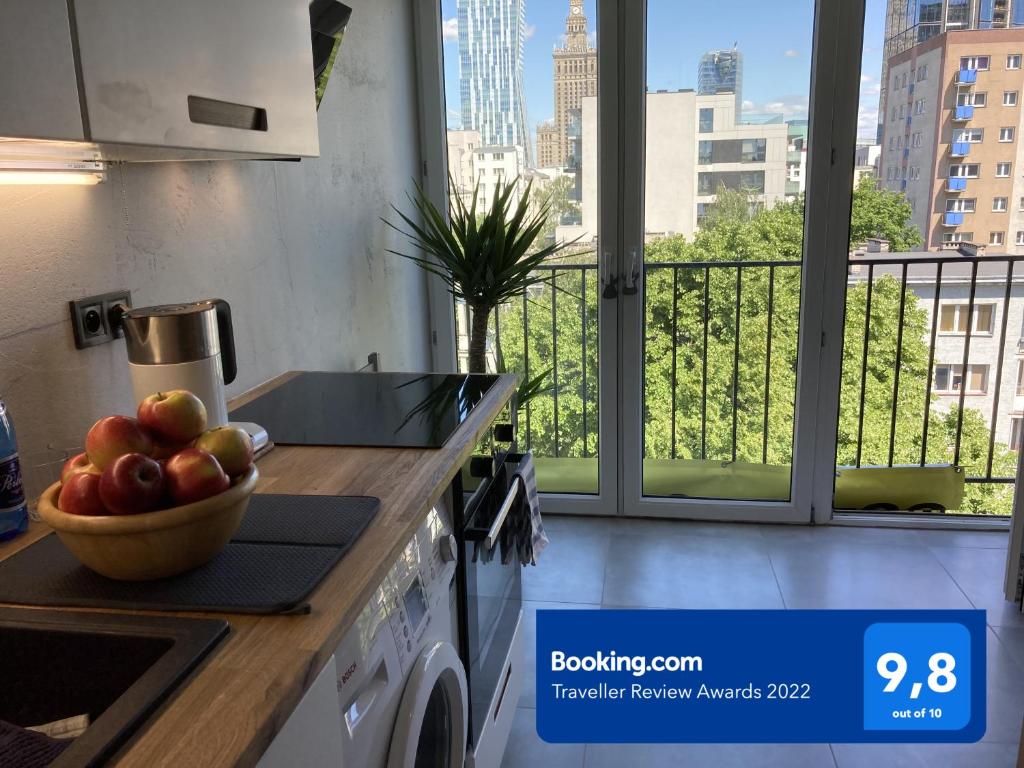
left=600, top=250, right=618, bottom=299
left=622, top=248, right=640, bottom=295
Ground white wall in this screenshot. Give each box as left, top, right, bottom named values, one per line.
left=0, top=0, right=432, bottom=457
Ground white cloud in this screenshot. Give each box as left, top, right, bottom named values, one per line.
left=784, top=49, right=800, bottom=58
left=442, top=17, right=458, bottom=41
left=744, top=94, right=809, bottom=119
left=861, top=74, right=873, bottom=82
left=525, top=24, right=536, bottom=40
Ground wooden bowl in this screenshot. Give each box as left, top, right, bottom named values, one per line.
left=37, top=465, right=259, bottom=581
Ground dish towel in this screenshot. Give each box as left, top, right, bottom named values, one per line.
left=505, top=452, right=548, bottom=566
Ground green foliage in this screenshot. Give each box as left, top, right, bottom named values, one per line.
left=387, top=176, right=580, bottom=371
left=849, top=175, right=923, bottom=251
left=531, top=175, right=580, bottom=244
left=475, top=183, right=1013, bottom=514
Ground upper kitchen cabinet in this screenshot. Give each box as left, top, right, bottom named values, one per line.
left=0, top=1, right=86, bottom=142
left=0, top=0, right=320, bottom=160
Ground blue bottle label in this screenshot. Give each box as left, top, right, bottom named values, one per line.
left=0, top=453, right=26, bottom=514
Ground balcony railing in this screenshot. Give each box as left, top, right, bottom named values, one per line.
left=947, top=176, right=968, bottom=192
left=481, top=254, right=1021, bottom=512
left=957, top=68, right=978, bottom=84
left=943, top=212, right=965, bottom=226
left=954, top=105, right=975, bottom=121
left=950, top=141, right=971, bottom=157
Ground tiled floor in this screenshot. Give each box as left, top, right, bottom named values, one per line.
left=501, top=516, right=1024, bottom=768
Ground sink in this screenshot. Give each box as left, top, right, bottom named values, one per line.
left=0, top=607, right=228, bottom=767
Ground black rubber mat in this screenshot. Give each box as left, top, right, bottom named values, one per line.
left=0, top=494, right=379, bottom=615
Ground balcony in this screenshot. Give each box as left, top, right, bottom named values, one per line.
left=482, top=254, right=1021, bottom=513
left=950, top=141, right=971, bottom=157
left=957, top=68, right=978, bottom=85
left=943, top=212, right=965, bottom=226
left=947, top=176, right=968, bottom=192
left=954, top=105, right=975, bottom=121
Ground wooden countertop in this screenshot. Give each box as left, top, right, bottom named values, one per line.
left=0, top=370, right=517, bottom=767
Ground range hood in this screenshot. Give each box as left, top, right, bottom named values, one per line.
left=0, top=0, right=349, bottom=164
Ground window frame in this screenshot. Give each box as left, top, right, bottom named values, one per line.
left=997, top=162, right=1012, bottom=177
left=1000, top=127, right=1016, bottom=142
left=938, top=302, right=996, bottom=335
left=994, top=196, right=1009, bottom=211
left=933, top=363, right=990, bottom=395
left=1010, top=54, right=1023, bottom=70
left=1005, top=90, right=1020, bottom=106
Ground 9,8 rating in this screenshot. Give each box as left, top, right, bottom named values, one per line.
left=863, top=623, right=972, bottom=731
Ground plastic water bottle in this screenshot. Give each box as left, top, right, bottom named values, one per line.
left=0, top=398, right=28, bottom=541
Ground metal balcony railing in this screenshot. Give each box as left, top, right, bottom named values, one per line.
left=947, top=176, right=968, bottom=192
left=957, top=69, right=978, bottom=85
left=482, top=255, right=1021, bottom=503
left=950, top=141, right=971, bottom=157
left=943, top=212, right=965, bottom=226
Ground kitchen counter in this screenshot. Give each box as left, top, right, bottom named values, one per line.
left=0, top=370, right=518, bottom=767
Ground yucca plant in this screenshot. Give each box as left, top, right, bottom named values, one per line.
left=385, top=175, right=579, bottom=374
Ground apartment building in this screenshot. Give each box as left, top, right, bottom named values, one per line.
left=879, top=28, right=1024, bottom=251
left=849, top=252, right=1024, bottom=447
left=577, top=91, right=788, bottom=240
left=446, top=130, right=525, bottom=208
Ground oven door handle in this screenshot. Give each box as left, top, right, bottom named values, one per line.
left=485, top=476, right=522, bottom=550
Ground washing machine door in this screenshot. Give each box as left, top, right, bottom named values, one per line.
left=387, top=641, right=468, bottom=768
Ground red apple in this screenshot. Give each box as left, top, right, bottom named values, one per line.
left=149, top=434, right=189, bottom=461
left=60, top=452, right=99, bottom=483
left=98, top=453, right=165, bottom=515
left=58, top=472, right=107, bottom=516
left=193, top=427, right=254, bottom=477
left=137, top=390, right=207, bottom=443
left=164, top=448, right=229, bottom=505
left=85, top=416, right=153, bottom=470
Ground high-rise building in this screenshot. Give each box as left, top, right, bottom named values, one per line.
left=536, top=0, right=596, bottom=169
left=457, top=0, right=531, bottom=164
left=878, top=0, right=1024, bottom=141
left=878, top=27, right=1024, bottom=251
left=697, top=48, right=743, bottom=116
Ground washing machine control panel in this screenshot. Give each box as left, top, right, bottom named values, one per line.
left=386, top=505, right=457, bottom=673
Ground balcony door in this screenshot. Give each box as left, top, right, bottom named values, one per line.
left=616, top=0, right=859, bottom=522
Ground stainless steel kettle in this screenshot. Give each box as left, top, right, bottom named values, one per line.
left=120, top=299, right=237, bottom=428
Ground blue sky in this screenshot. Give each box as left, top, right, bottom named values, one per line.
left=441, top=0, right=887, bottom=142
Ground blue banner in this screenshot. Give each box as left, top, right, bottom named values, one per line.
left=536, top=609, right=986, bottom=743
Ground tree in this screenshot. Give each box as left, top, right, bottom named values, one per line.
left=849, top=175, right=923, bottom=251
left=480, top=183, right=1015, bottom=514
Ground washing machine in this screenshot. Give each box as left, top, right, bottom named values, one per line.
left=333, top=502, right=468, bottom=767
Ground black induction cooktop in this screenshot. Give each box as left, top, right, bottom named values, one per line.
left=230, top=372, right=499, bottom=448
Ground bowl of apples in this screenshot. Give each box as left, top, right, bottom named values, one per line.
left=37, top=390, right=258, bottom=581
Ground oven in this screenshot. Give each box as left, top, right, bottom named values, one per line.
left=451, top=420, right=525, bottom=767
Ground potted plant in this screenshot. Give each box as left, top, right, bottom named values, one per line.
left=385, top=176, right=579, bottom=376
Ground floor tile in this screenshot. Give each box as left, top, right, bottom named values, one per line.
left=914, top=529, right=1010, bottom=550
left=831, top=741, right=1018, bottom=768
left=928, top=546, right=1024, bottom=628
left=500, top=707, right=585, bottom=768
left=525, top=517, right=611, bottom=604
left=584, top=742, right=837, bottom=768
left=520, top=600, right=599, bottom=708
left=601, top=529, right=785, bottom=609
left=768, top=542, right=973, bottom=610
left=758, top=524, right=926, bottom=549
left=984, top=627, right=1024, bottom=743
left=992, top=625, right=1024, bottom=672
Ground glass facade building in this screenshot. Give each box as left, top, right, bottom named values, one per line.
left=456, top=0, right=531, bottom=163
left=697, top=49, right=743, bottom=115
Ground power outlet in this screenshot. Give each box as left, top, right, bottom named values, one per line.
left=70, top=291, right=131, bottom=349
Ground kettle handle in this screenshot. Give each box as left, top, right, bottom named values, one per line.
left=212, top=299, right=237, bottom=385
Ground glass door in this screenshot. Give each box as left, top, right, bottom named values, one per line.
left=619, top=0, right=839, bottom=521
left=438, top=0, right=620, bottom=514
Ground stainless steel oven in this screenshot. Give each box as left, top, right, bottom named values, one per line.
left=452, top=420, right=525, bottom=766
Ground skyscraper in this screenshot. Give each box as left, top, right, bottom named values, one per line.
left=877, top=0, right=1024, bottom=141
left=697, top=48, right=743, bottom=116
left=457, top=0, right=531, bottom=164
left=536, top=0, right=596, bottom=169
